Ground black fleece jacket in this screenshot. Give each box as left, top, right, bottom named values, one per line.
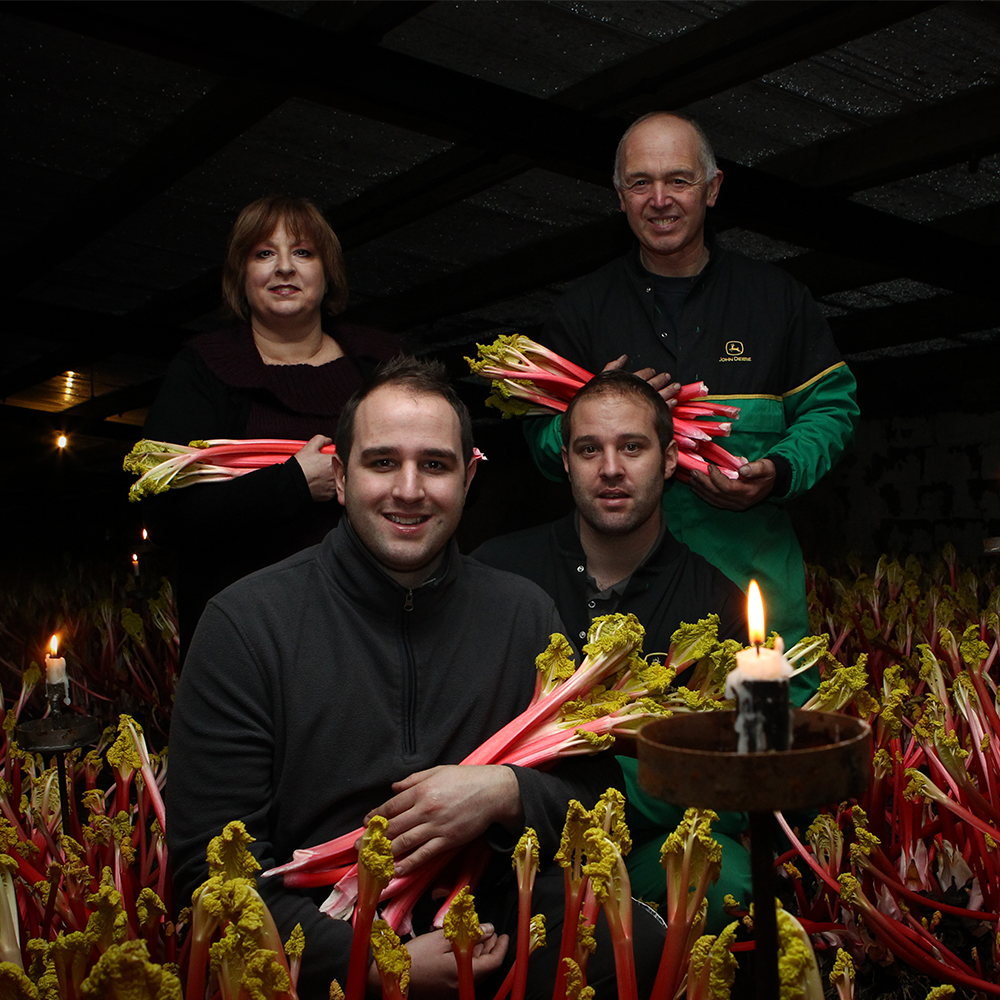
left=167, top=518, right=623, bottom=995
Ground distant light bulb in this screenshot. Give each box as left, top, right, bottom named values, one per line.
left=57, top=434, right=68, bottom=449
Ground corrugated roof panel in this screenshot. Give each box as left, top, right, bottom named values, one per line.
left=0, top=14, right=215, bottom=212
left=715, top=228, right=809, bottom=262
left=820, top=278, right=949, bottom=312
left=845, top=328, right=1000, bottom=362
left=348, top=168, right=615, bottom=303
left=684, top=4, right=1000, bottom=167
left=381, top=0, right=729, bottom=98
left=166, top=100, right=454, bottom=211
left=761, top=6, right=1000, bottom=118
left=851, top=154, right=1000, bottom=223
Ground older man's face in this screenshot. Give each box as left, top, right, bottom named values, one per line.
left=333, top=385, right=475, bottom=588
left=617, top=116, right=722, bottom=276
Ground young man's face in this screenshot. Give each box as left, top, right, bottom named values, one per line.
left=562, top=392, right=677, bottom=538
left=333, top=385, right=476, bottom=588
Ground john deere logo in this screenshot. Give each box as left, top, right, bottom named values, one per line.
left=725, top=341, right=744, bottom=356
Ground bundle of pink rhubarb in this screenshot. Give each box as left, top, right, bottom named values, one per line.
left=124, top=438, right=337, bottom=502
left=265, top=612, right=720, bottom=936
left=467, top=334, right=746, bottom=482
left=125, top=438, right=486, bottom=503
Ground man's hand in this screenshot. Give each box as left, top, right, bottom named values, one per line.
left=688, top=459, right=776, bottom=511
left=601, top=354, right=681, bottom=407
left=368, top=926, right=508, bottom=997
left=292, top=434, right=337, bottom=501
left=364, top=765, right=522, bottom=877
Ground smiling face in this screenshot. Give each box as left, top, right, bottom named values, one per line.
left=616, top=116, right=723, bottom=276
left=244, top=222, right=327, bottom=326
left=333, top=384, right=476, bottom=588
left=563, top=392, right=677, bottom=539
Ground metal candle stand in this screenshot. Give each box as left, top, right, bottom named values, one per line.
left=636, top=710, right=872, bottom=1000
left=16, top=701, right=102, bottom=839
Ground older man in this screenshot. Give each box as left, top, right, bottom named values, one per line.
left=525, top=111, right=858, bottom=694
left=474, top=371, right=751, bottom=925
left=167, top=357, right=664, bottom=998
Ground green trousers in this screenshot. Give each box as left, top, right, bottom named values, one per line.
left=619, top=756, right=752, bottom=935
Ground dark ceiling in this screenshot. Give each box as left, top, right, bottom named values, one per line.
left=3, top=0, right=1000, bottom=557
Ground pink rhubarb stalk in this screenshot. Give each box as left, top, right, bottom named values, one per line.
left=443, top=887, right=482, bottom=1000
left=510, top=829, right=539, bottom=1000
left=344, top=816, right=394, bottom=1000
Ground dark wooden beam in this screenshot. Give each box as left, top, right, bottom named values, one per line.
left=773, top=199, right=1000, bottom=297
left=830, top=293, right=1000, bottom=355
left=711, top=161, right=1000, bottom=301
left=347, top=216, right=634, bottom=332
left=60, top=379, right=163, bottom=421
left=850, top=339, right=1000, bottom=417
left=554, top=0, right=940, bottom=116
left=759, top=83, right=1000, bottom=192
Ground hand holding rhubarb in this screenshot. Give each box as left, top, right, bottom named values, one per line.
left=126, top=437, right=485, bottom=501
left=466, top=334, right=745, bottom=481
left=364, top=764, right=523, bottom=877
left=688, top=456, right=777, bottom=510
left=293, top=433, right=338, bottom=501
left=124, top=438, right=336, bottom=501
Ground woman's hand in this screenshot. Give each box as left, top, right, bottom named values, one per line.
left=293, top=434, right=338, bottom=501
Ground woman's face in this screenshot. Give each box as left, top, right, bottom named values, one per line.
left=245, top=222, right=326, bottom=326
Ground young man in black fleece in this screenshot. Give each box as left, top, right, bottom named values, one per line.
left=167, top=356, right=665, bottom=998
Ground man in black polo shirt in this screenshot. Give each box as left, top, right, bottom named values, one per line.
left=474, top=370, right=751, bottom=922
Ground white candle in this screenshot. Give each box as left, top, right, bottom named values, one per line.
left=725, top=581, right=792, bottom=752
left=727, top=634, right=791, bottom=687
left=45, top=634, right=67, bottom=686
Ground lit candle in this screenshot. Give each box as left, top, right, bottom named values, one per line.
left=724, top=581, right=792, bottom=752
left=44, top=634, right=70, bottom=711
left=132, top=553, right=140, bottom=578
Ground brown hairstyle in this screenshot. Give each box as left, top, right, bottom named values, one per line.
left=613, top=111, right=718, bottom=190
left=336, top=356, right=475, bottom=467
left=561, top=370, right=674, bottom=453
left=221, top=195, right=349, bottom=322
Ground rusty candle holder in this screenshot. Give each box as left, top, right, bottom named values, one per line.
left=637, top=710, right=872, bottom=1000
left=16, top=711, right=102, bottom=838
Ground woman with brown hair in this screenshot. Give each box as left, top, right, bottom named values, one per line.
left=142, top=195, right=400, bottom=655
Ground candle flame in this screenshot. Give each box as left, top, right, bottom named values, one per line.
left=142, top=528, right=148, bottom=540
left=132, top=553, right=139, bottom=564
left=49, top=634, right=59, bottom=657
left=747, top=580, right=765, bottom=646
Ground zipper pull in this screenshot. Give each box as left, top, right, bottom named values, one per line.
left=404, top=590, right=414, bottom=612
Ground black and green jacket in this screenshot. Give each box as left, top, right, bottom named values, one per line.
left=525, top=240, right=858, bottom=697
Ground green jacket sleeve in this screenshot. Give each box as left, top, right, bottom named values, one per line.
left=768, top=362, right=859, bottom=502
left=522, top=413, right=567, bottom=483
